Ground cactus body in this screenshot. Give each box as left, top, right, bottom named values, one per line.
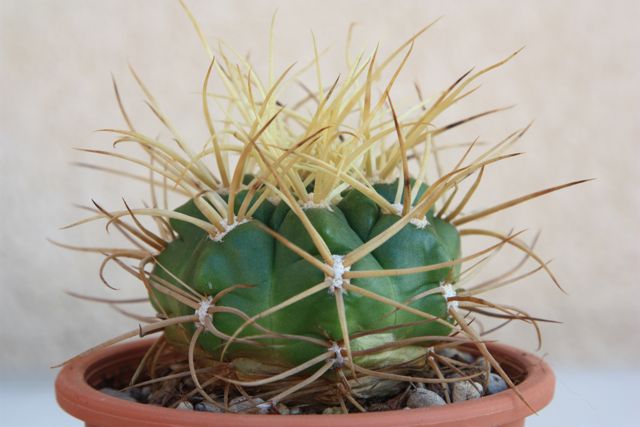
left=152, top=179, right=460, bottom=368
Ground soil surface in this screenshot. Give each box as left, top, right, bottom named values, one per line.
left=97, top=346, right=524, bottom=414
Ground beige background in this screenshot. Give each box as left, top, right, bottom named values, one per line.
left=1, top=0, right=638, bottom=372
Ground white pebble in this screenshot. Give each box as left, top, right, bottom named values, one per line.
left=228, top=396, right=265, bottom=413
left=452, top=381, right=483, bottom=402
left=176, top=401, right=193, bottom=410
left=406, top=388, right=446, bottom=408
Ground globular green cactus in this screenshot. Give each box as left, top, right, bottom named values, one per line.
left=58, top=3, right=586, bottom=411
left=152, top=178, right=459, bottom=369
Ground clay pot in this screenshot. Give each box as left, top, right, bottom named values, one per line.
left=55, top=338, right=554, bottom=427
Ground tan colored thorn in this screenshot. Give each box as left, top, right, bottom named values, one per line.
left=202, top=57, right=230, bottom=188
left=387, top=94, right=412, bottom=216
left=453, top=179, right=593, bottom=226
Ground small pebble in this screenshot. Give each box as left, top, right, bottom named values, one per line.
left=456, top=351, right=476, bottom=364
left=194, top=402, right=222, bottom=413
left=276, top=403, right=290, bottom=415
left=451, top=381, right=483, bottom=402
left=437, top=348, right=475, bottom=364
left=129, top=386, right=151, bottom=402
left=289, top=406, right=303, bottom=415
left=322, top=407, right=343, bottom=414
left=486, top=373, right=508, bottom=395
left=228, top=396, right=265, bottom=413
left=406, top=388, right=446, bottom=408
left=426, top=384, right=449, bottom=400
left=474, top=356, right=487, bottom=367
left=176, top=401, right=193, bottom=411
left=100, top=387, right=138, bottom=402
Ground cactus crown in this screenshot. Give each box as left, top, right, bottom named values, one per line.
left=57, top=3, right=586, bottom=413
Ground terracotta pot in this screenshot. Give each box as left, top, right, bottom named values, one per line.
left=55, top=338, right=555, bottom=427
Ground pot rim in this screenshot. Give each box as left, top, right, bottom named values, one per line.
left=55, top=338, right=555, bottom=427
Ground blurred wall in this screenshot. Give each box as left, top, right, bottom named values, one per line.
left=1, top=0, right=638, bottom=371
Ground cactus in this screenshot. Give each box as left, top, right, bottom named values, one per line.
left=153, top=176, right=458, bottom=370
left=57, top=4, right=587, bottom=413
